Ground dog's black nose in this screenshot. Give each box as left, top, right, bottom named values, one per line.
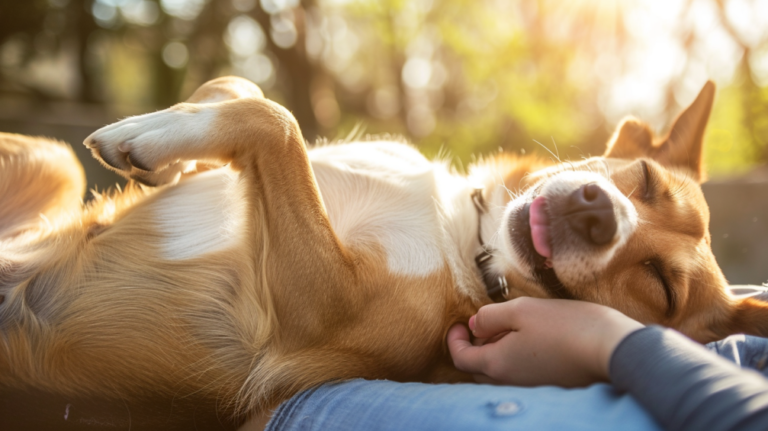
left=566, top=184, right=617, bottom=245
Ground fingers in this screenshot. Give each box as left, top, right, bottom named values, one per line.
left=446, top=324, right=487, bottom=374
left=471, top=302, right=520, bottom=339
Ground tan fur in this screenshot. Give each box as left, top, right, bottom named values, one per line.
left=0, top=77, right=764, bottom=421
left=0, top=134, right=85, bottom=239
left=0, top=78, right=479, bottom=416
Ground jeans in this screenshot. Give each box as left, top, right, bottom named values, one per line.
left=264, top=335, right=768, bottom=431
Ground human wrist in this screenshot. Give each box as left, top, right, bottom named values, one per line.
left=594, top=310, right=644, bottom=381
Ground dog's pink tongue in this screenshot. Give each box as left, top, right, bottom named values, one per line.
left=529, top=196, right=552, bottom=259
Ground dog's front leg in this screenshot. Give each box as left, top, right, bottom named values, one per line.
left=85, top=77, right=357, bottom=329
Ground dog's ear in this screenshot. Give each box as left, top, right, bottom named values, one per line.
left=695, top=296, right=768, bottom=343
left=604, top=81, right=715, bottom=182
left=653, top=81, right=715, bottom=182
left=724, top=297, right=768, bottom=338
left=604, top=117, right=654, bottom=160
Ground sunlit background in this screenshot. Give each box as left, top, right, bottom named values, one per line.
left=2, top=0, right=768, bottom=283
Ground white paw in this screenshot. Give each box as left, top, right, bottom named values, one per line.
left=85, top=110, right=185, bottom=172
left=127, top=160, right=196, bottom=187
left=84, top=106, right=210, bottom=186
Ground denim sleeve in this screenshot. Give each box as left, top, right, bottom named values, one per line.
left=610, top=326, right=768, bottom=431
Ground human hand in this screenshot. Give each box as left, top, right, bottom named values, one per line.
left=447, top=297, right=644, bottom=387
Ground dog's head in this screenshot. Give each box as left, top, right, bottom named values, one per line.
left=494, top=81, right=768, bottom=343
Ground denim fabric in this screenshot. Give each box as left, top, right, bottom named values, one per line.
left=266, top=333, right=768, bottom=431
left=266, top=379, right=661, bottom=431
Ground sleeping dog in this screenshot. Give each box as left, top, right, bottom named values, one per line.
left=0, top=77, right=766, bottom=424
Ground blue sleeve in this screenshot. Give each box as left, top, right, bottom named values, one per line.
left=609, top=326, right=768, bottom=431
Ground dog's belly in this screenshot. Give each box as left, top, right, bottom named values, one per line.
left=144, top=168, right=247, bottom=260
left=309, top=141, right=446, bottom=277
left=144, top=141, right=454, bottom=278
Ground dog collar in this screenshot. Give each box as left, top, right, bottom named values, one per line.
left=472, top=188, right=508, bottom=303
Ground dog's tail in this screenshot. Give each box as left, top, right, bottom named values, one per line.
left=0, top=132, right=85, bottom=240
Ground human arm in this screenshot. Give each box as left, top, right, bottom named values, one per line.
left=447, top=297, right=768, bottom=431
left=610, top=327, right=768, bottom=431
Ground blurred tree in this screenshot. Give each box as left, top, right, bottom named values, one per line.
left=72, top=0, right=101, bottom=102
left=1, top=0, right=767, bottom=176
left=248, top=0, right=319, bottom=140
left=714, top=0, right=768, bottom=166
left=0, top=1, right=47, bottom=41
left=0, top=0, right=53, bottom=98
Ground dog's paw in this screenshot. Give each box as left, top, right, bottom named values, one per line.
left=127, top=161, right=196, bottom=187
left=84, top=107, right=207, bottom=184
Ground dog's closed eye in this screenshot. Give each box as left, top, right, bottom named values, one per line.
left=644, top=259, right=676, bottom=317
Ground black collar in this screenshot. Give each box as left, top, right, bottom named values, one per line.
left=472, top=188, right=508, bottom=303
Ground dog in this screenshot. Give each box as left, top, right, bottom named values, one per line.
left=1, top=77, right=766, bottom=424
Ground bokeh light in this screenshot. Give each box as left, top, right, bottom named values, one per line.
left=1, top=0, right=767, bottom=176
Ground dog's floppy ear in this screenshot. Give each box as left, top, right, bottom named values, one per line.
left=605, top=81, right=715, bottom=182
left=653, top=81, right=715, bottom=181
left=724, top=297, right=768, bottom=338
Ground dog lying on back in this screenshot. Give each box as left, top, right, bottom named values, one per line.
left=0, top=77, right=766, bottom=419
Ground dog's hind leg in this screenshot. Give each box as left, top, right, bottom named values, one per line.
left=85, top=76, right=357, bottom=332
left=86, top=77, right=362, bottom=406
left=0, top=133, right=85, bottom=239
left=84, top=77, right=267, bottom=186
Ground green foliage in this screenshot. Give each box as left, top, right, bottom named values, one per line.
left=0, top=0, right=767, bottom=179
left=704, top=84, right=758, bottom=177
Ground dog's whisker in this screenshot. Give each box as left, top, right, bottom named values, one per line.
left=494, top=175, right=516, bottom=199
left=551, top=136, right=560, bottom=162
left=565, top=160, right=578, bottom=173
left=533, top=139, right=561, bottom=163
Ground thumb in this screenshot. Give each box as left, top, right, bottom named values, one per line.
left=446, top=324, right=487, bottom=374
left=471, top=302, right=519, bottom=339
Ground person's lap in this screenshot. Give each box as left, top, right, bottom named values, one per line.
left=264, top=334, right=768, bottom=431
left=267, top=379, right=659, bottom=430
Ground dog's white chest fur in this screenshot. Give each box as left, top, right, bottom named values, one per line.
left=310, top=142, right=446, bottom=276
left=149, top=141, right=460, bottom=278
left=149, top=169, right=247, bottom=260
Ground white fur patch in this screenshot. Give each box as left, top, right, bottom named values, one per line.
left=87, top=106, right=217, bottom=174
left=310, top=142, right=444, bottom=276
left=151, top=169, right=246, bottom=260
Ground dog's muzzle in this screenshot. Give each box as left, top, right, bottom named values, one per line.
left=564, top=183, right=617, bottom=246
